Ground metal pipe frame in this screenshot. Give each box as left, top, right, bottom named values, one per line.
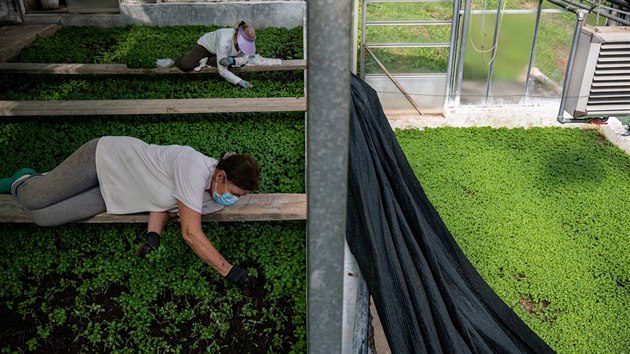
left=484, top=0, right=503, bottom=104
left=365, top=20, right=453, bottom=25
left=444, top=0, right=462, bottom=108
left=306, top=1, right=353, bottom=353
left=466, top=8, right=566, bottom=14
left=361, top=0, right=368, bottom=78
left=523, top=0, right=544, bottom=102
left=547, top=0, right=630, bottom=25
left=449, top=1, right=622, bottom=108
left=454, top=0, right=473, bottom=107
left=365, top=0, right=452, bottom=2
left=556, top=8, right=587, bottom=123
left=367, top=42, right=450, bottom=48
left=605, top=0, right=630, bottom=10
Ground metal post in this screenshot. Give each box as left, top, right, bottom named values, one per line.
left=360, top=0, right=369, bottom=78
left=523, top=0, right=544, bottom=102
left=547, top=0, right=630, bottom=26
left=557, top=9, right=587, bottom=123
left=484, top=0, right=503, bottom=104
left=352, top=0, right=359, bottom=74
left=445, top=0, right=463, bottom=109
left=306, top=1, right=353, bottom=353
left=455, top=0, right=473, bottom=107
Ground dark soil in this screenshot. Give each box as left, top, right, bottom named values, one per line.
left=0, top=269, right=295, bottom=353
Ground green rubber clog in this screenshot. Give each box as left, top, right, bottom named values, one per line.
left=0, top=168, right=36, bottom=194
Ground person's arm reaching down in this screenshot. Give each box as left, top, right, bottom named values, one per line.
left=216, top=33, right=246, bottom=85
left=136, top=211, right=175, bottom=257
left=177, top=200, right=253, bottom=289
left=177, top=200, right=233, bottom=276
left=148, top=211, right=172, bottom=234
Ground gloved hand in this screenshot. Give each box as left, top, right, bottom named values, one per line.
left=225, top=266, right=254, bottom=289
left=238, top=80, right=251, bottom=89
left=219, top=56, right=236, bottom=67
left=135, top=231, right=160, bottom=257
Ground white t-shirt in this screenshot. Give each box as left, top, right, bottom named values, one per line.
left=196, top=28, right=248, bottom=85
left=95, top=136, right=224, bottom=215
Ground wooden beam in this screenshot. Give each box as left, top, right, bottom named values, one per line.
left=0, top=60, right=306, bottom=75
left=0, top=97, right=307, bottom=116
left=0, top=193, right=307, bottom=223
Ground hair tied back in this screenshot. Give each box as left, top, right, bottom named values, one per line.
left=221, top=151, right=236, bottom=160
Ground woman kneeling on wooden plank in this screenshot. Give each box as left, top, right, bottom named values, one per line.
left=0, top=136, right=260, bottom=290
left=175, top=20, right=256, bottom=88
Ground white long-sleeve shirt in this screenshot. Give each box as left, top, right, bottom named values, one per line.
left=197, top=28, right=248, bottom=85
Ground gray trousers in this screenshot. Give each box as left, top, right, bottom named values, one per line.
left=13, top=138, right=107, bottom=226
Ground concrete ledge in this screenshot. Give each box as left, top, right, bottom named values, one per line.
left=600, top=117, right=630, bottom=156
left=385, top=105, right=630, bottom=157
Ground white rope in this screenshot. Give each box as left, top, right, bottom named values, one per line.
left=467, top=0, right=509, bottom=66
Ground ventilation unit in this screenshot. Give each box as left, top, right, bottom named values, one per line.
left=563, top=25, right=630, bottom=120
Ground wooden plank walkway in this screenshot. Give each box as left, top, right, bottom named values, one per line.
left=0, top=60, right=306, bottom=75
left=0, top=97, right=306, bottom=116
left=0, top=193, right=307, bottom=223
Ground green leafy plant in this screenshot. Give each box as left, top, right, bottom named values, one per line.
left=13, top=25, right=303, bottom=68
left=1, top=23, right=307, bottom=349
left=3, top=23, right=629, bottom=354
left=396, top=127, right=630, bottom=353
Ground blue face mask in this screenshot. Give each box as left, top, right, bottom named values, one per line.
left=212, top=174, right=240, bottom=206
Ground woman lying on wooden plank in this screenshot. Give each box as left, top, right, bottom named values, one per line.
left=0, top=136, right=260, bottom=290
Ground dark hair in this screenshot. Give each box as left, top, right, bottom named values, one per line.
left=217, top=153, right=260, bottom=192
left=235, top=20, right=246, bottom=30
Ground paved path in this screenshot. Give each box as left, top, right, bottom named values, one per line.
left=0, top=24, right=61, bottom=62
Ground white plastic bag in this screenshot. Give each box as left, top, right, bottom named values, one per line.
left=245, top=54, right=282, bottom=66
left=156, top=58, right=175, bottom=68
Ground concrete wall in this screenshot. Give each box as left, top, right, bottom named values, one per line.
left=364, top=74, right=447, bottom=114
left=120, top=1, right=305, bottom=28
left=24, top=0, right=305, bottom=28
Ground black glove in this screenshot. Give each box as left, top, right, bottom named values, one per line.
left=219, top=56, right=236, bottom=67
left=135, top=231, right=160, bottom=257
left=226, top=266, right=253, bottom=289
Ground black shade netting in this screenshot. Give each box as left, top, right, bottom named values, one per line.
left=345, top=74, right=555, bottom=354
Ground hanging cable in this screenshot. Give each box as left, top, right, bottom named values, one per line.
left=467, top=0, right=509, bottom=65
